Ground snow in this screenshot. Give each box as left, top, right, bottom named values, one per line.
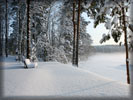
left=105, top=19, right=111, bottom=29
left=79, top=53, right=128, bottom=83
left=24, top=59, right=38, bottom=68
left=50, top=1, right=63, bottom=17
left=0, top=54, right=130, bottom=97
left=111, top=15, right=119, bottom=25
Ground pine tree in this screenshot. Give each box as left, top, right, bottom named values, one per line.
left=75, top=0, right=81, bottom=67
left=18, top=0, right=21, bottom=61
left=5, top=0, right=8, bottom=57
left=129, top=1, right=133, bottom=67
left=26, top=0, right=30, bottom=60
left=121, top=4, right=130, bottom=84
left=6, top=0, right=92, bottom=64
left=72, top=0, right=76, bottom=66
left=0, top=2, right=1, bottom=56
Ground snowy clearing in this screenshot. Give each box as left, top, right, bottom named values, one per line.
left=79, top=53, right=128, bottom=83
left=0, top=54, right=130, bottom=97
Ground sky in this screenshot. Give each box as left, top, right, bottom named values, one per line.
left=82, top=12, right=124, bottom=46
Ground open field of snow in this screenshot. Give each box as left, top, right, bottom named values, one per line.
left=0, top=54, right=130, bottom=97
left=79, top=53, right=129, bottom=83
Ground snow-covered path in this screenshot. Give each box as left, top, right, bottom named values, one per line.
left=1, top=56, right=130, bottom=97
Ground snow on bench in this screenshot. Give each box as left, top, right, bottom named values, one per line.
left=24, top=59, right=38, bottom=68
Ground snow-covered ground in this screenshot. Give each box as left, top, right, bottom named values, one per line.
left=0, top=53, right=130, bottom=97
left=79, top=53, right=128, bottom=83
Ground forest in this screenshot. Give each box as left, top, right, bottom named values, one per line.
left=0, top=0, right=133, bottom=84
left=0, top=0, right=94, bottom=65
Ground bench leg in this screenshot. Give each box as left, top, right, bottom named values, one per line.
left=24, top=61, right=28, bottom=69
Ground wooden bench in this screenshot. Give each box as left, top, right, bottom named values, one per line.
left=24, top=59, right=38, bottom=68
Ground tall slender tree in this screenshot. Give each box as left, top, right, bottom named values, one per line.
left=75, top=0, right=81, bottom=67
left=18, top=0, right=22, bottom=61
left=5, top=0, right=8, bottom=57
left=0, top=16, right=2, bottom=56
left=72, top=0, right=76, bottom=66
left=122, top=5, right=130, bottom=84
left=129, top=0, right=133, bottom=68
left=26, top=0, right=30, bottom=60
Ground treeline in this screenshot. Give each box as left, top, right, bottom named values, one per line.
left=93, top=45, right=125, bottom=53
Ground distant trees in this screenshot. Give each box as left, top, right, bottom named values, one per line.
left=94, top=45, right=125, bottom=53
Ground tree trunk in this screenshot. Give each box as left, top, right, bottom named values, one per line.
left=26, top=0, right=30, bottom=59
left=46, top=5, right=51, bottom=40
left=75, top=0, right=81, bottom=67
left=18, top=0, right=21, bottom=61
left=21, top=9, right=26, bottom=57
left=122, top=7, right=130, bottom=84
left=129, top=0, right=133, bottom=84
left=0, top=17, right=2, bottom=56
left=72, top=0, right=76, bottom=66
left=5, top=0, right=8, bottom=57
left=51, top=18, right=55, bottom=47
left=1, top=34, right=3, bottom=56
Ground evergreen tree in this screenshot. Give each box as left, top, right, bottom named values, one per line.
left=3, top=0, right=93, bottom=65
left=5, top=0, right=8, bottom=57
left=26, top=0, right=30, bottom=60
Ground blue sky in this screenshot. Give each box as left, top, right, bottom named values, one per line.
left=82, top=12, right=124, bottom=46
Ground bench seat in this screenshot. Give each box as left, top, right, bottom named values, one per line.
left=24, top=59, right=38, bottom=68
